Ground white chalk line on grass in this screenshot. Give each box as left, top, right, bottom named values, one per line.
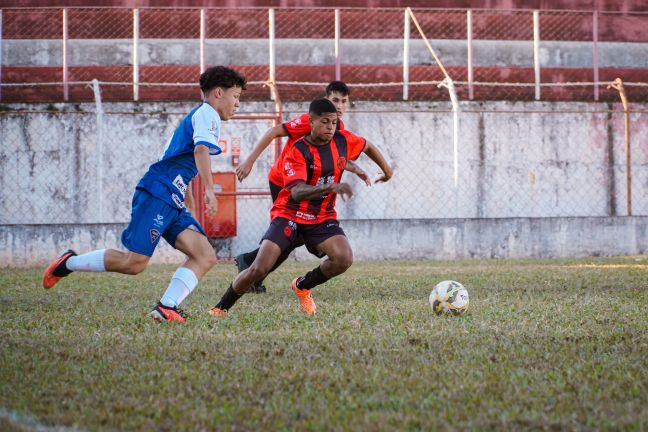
left=0, top=407, right=83, bottom=432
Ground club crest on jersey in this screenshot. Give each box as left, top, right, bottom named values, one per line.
left=284, top=161, right=296, bottom=177
left=337, top=157, right=347, bottom=170
left=150, top=229, right=160, bottom=243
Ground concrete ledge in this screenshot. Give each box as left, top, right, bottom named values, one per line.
left=3, top=217, right=648, bottom=268
left=295, top=216, right=648, bottom=260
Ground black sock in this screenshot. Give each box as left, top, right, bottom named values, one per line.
left=215, top=284, right=242, bottom=311
left=242, top=249, right=259, bottom=266
left=296, top=266, right=330, bottom=290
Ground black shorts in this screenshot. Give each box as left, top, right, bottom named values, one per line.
left=261, top=217, right=346, bottom=258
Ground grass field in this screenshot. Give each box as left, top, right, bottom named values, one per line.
left=1, top=257, right=647, bottom=431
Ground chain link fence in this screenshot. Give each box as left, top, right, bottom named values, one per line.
left=2, top=7, right=647, bottom=103
left=1, top=7, right=648, bottom=259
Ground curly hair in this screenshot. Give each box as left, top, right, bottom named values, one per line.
left=309, top=98, right=337, bottom=116
left=200, top=66, right=247, bottom=94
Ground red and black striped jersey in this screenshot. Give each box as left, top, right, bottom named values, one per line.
left=271, top=129, right=366, bottom=224
left=268, top=113, right=345, bottom=186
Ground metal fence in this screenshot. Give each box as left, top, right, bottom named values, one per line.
left=1, top=7, right=648, bottom=259
left=1, top=7, right=647, bottom=103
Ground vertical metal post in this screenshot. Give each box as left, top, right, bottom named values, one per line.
left=268, top=8, right=276, bottom=100
left=133, top=8, right=139, bottom=101
left=0, top=10, right=4, bottom=102
left=334, top=9, right=341, bottom=80
left=593, top=11, right=599, bottom=101
left=402, top=8, right=410, bottom=101
left=533, top=10, right=541, bottom=100
left=62, top=8, right=69, bottom=101
left=467, top=9, right=474, bottom=100
left=200, top=9, right=206, bottom=74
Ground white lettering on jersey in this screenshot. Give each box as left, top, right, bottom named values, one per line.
left=172, top=193, right=185, bottom=209
left=284, top=162, right=296, bottom=177
left=295, top=211, right=316, bottom=221
left=289, top=117, right=302, bottom=129
left=172, top=174, right=187, bottom=197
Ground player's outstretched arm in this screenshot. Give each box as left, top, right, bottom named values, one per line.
left=195, top=145, right=218, bottom=216
left=363, top=140, right=393, bottom=183
left=290, top=182, right=353, bottom=202
left=236, top=124, right=288, bottom=182
left=345, top=160, right=371, bottom=186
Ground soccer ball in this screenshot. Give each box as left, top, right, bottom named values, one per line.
left=429, top=280, right=469, bottom=316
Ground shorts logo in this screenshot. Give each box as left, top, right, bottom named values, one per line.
left=337, top=157, right=347, bottom=170
left=153, top=214, right=164, bottom=228
left=150, top=229, right=160, bottom=243
left=283, top=225, right=293, bottom=238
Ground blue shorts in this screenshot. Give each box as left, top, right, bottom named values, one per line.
left=121, top=189, right=207, bottom=257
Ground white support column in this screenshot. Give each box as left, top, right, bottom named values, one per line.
left=593, top=11, right=599, bottom=101
left=62, top=8, right=69, bottom=101
left=132, top=8, right=140, bottom=101
left=0, top=10, right=4, bottom=101
left=268, top=8, right=276, bottom=100
left=334, top=9, right=341, bottom=80
left=200, top=9, right=206, bottom=74
left=402, top=8, right=410, bottom=101
left=533, top=10, right=541, bottom=101
left=467, top=9, right=474, bottom=100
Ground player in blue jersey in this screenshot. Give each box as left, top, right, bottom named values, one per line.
left=42, top=66, right=247, bottom=324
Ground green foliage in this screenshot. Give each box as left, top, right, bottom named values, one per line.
left=1, top=258, right=647, bottom=430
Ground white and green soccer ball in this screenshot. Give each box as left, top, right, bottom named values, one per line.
left=429, top=280, right=469, bottom=316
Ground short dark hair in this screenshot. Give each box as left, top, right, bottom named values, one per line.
left=309, top=98, right=337, bottom=116
left=326, top=81, right=350, bottom=96
left=200, top=66, right=247, bottom=94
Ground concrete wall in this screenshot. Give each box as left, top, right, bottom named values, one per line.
left=2, top=99, right=648, bottom=266
left=5, top=39, right=648, bottom=68
left=4, top=216, right=648, bottom=267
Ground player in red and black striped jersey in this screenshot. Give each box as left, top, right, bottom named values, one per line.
left=209, top=98, right=393, bottom=317
left=234, top=81, right=371, bottom=292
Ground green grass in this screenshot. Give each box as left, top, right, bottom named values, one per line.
left=1, top=257, right=647, bottom=431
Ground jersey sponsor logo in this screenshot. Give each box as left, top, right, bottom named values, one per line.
left=172, top=193, right=185, bottom=209
left=295, top=211, right=316, bottom=221
left=337, top=157, right=347, bottom=170
left=172, top=175, right=187, bottom=196
left=150, top=229, right=160, bottom=243
left=289, top=118, right=302, bottom=128
left=153, top=214, right=164, bottom=228
left=284, top=161, right=296, bottom=177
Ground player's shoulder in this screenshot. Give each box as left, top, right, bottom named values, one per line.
left=285, top=112, right=309, bottom=128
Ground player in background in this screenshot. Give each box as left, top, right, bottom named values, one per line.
left=209, top=98, right=393, bottom=317
left=42, top=66, right=247, bottom=324
left=234, top=81, right=373, bottom=292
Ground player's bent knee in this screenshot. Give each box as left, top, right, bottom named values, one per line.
left=247, top=263, right=270, bottom=282
left=124, top=260, right=148, bottom=275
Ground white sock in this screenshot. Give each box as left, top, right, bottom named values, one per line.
left=66, top=249, right=106, bottom=272
left=160, top=267, right=199, bottom=308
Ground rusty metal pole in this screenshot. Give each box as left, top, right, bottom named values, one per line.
left=608, top=78, right=631, bottom=215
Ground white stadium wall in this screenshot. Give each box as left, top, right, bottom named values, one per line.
left=2, top=100, right=648, bottom=266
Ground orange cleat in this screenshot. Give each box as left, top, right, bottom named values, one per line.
left=149, top=303, right=187, bottom=324
left=291, top=277, right=316, bottom=315
left=42, top=250, right=77, bottom=289
left=208, top=306, right=228, bottom=318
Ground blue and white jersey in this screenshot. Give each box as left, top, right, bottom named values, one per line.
left=136, top=102, right=222, bottom=209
